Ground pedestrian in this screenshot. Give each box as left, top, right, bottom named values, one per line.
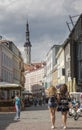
left=47, top=85, right=57, bottom=129
left=33, top=96, right=38, bottom=106
left=15, top=92, right=21, bottom=120
left=57, top=84, right=69, bottom=129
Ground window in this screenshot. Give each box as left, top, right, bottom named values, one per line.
left=79, top=61, right=82, bottom=81
left=78, top=41, right=82, bottom=82
left=78, top=42, right=82, bottom=59
left=62, top=68, right=65, bottom=76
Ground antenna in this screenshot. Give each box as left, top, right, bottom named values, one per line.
left=66, top=14, right=80, bottom=32
left=66, top=21, right=71, bottom=32
left=69, top=15, right=74, bottom=27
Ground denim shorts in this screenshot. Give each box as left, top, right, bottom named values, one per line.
left=48, top=101, right=57, bottom=108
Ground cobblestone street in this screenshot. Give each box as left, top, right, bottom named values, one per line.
left=0, top=105, right=82, bottom=130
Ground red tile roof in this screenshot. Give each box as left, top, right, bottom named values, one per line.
left=24, top=62, right=46, bottom=72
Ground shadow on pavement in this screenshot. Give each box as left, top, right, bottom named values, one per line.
left=0, top=112, right=19, bottom=130
left=68, top=127, right=82, bottom=129
left=24, top=104, right=48, bottom=111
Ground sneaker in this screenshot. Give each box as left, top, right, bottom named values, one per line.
left=17, top=118, right=20, bottom=120
left=14, top=117, right=20, bottom=121
left=14, top=118, right=18, bottom=121
left=51, top=125, right=55, bottom=129
left=17, top=117, right=20, bottom=119
left=63, top=126, right=67, bottom=129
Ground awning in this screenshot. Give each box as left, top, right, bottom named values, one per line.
left=22, top=91, right=32, bottom=95
left=0, top=82, right=21, bottom=89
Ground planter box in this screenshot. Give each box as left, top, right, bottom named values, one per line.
left=0, top=100, right=15, bottom=112
left=0, top=106, right=15, bottom=112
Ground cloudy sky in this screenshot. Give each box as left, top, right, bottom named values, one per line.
left=0, top=0, right=82, bottom=62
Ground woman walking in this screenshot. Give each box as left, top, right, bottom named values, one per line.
left=15, top=92, right=21, bottom=120
left=57, top=84, right=69, bottom=129
left=48, top=85, right=57, bottom=129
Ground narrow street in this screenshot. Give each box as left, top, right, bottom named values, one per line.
left=0, top=105, right=82, bottom=130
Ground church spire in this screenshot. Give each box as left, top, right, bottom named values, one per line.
left=24, top=20, right=32, bottom=64
left=24, top=20, right=31, bottom=47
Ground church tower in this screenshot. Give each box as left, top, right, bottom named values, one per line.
left=24, top=20, right=32, bottom=64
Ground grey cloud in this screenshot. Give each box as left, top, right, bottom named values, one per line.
left=0, top=0, right=82, bottom=61
left=30, top=15, right=69, bottom=42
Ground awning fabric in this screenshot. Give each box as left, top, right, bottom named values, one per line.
left=22, top=91, right=32, bottom=94
left=0, top=82, right=21, bottom=88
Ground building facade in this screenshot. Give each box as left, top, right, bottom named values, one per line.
left=62, top=14, right=82, bottom=91
left=56, top=47, right=65, bottom=84
left=0, top=40, right=13, bottom=83
left=24, top=62, right=46, bottom=95
left=0, top=40, right=25, bottom=99
left=45, top=44, right=61, bottom=88
left=52, top=64, right=58, bottom=86
left=62, top=39, right=71, bottom=83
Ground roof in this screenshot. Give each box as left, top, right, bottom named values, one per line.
left=46, top=44, right=62, bottom=57
left=0, top=39, right=20, bottom=52
left=24, top=62, right=46, bottom=72
left=0, top=40, right=10, bottom=44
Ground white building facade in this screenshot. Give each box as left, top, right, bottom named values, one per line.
left=0, top=40, right=24, bottom=99
left=0, top=41, right=13, bottom=83
left=56, top=47, right=65, bottom=84
left=45, top=45, right=61, bottom=88
left=24, top=63, right=45, bottom=94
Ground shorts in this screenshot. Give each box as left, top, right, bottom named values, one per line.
left=48, top=102, right=57, bottom=108
left=57, top=105, right=69, bottom=112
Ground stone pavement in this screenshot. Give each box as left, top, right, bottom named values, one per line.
left=0, top=104, right=82, bottom=130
